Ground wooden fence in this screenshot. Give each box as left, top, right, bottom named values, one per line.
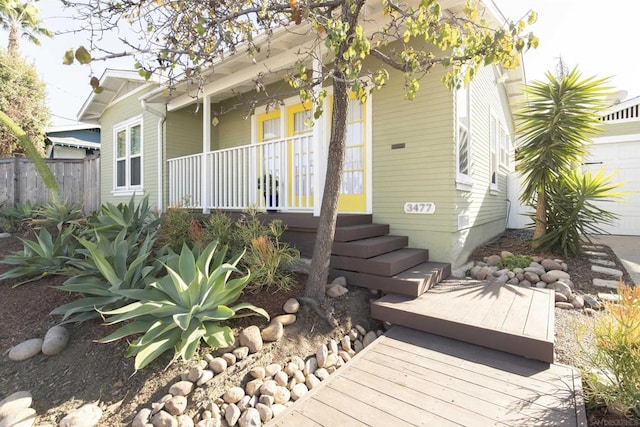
left=0, top=155, right=100, bottom=213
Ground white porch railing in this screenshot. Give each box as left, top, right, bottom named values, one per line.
left=168, top=135, right=315, bottom=211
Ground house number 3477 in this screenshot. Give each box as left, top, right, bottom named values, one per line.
left=403, top=202, right=436, bottom=214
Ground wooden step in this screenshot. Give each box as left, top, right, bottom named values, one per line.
left=333, top=224, right=389, bottom=242
left=331, top=248, right=428, bottom=277
left=370, top=281, right=555, bottom=363
left=332, top=235, right=409, bottom=259
left=331, top=262, right=451, bottom=297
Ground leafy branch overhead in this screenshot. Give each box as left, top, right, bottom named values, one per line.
left=63, top=0, right=537, bottom=105
left=61, top=0, right=537, bottom=313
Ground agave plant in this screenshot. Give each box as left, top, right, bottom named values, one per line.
left=28, top=199, right=87, bottom=232
left=99, top=241, right=268, bottom=370
left=0, top=226, right=77, bottom=286
left=51, top=229, right=168, bottom=323
left=0, top=200, right=41, bottom=231
left=85, top=194, right=160, bottom=240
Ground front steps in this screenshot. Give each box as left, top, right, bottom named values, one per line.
left=329, top=220, right=449, bottom=297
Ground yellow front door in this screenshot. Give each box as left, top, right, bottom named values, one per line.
left=287, top=103, right=314, bottom=209
left=257, top=110, right=282, bottom=209
left=337, top=96, right=367, bottom=212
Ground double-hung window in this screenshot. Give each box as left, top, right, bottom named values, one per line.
left=114, top=117, right=143, bottom=191
left=489, top=114, right=499, bottom=190
left=456, top=82, right=472, bottom=187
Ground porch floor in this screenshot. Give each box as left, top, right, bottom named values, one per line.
left=269, top=326, right=586, bottom=427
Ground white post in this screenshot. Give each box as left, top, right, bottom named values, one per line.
left=312, top=54, right=323, bottom=217
left=202, top=95, right=211, bottom=213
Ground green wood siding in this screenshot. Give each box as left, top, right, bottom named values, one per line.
left=99, top=85, right=160, bottom=208
left=216, top=99, right=251, bottom=149
left=165, top=105, right=206, bottom=160
left=600, top=120, right=640, bottom=137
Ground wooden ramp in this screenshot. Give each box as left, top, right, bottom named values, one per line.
left=269, top=326, right=586, bottom=427
left=371, top=280, right=555, bottom=363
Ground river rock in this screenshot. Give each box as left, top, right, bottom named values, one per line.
left=239, top=326, right=263, bottom=353
left=475, top=267, right=492, bottom=280
left=291, top=383, right=308, bottom=401
left=331, top=276, right=347, bottom=286
left=0, top=407, right=35, bottom=427
left=222, top=352, right=236, bottom=366
left=259, top=380, right=277, bottom=396
left=233, top=346, right=249, bottom=360
left=583, top=294, right=602, bottom=310
left=304, top=357, right=318, bottom=376
left=8, top=338, right=43, bottom=361
left=315, top=368, right=330, bottom=380
left=246, top=379, right=263, bottom=396
left=555, top=292, right=568, bottom=303
left=59, top=404, right=103, bottom=427
left=572, top=295, right=585, bottom=309
left=251, top=366, right=266, bottom=379
left=0, top=391, right=32, bottom=419
left=486, top=255, right=502, bottom=266
left=555, top=302, right=575, bottom=310
left=149, top=414, right=175, bottom=427
left=283, top=298, right=300, bottom=314
left=255, top=403, right=273, bottom=423
left=316, top=344, right=328, bottom=368
left=326, top=284, right=348, bottom=298
left=41, top=325, right=70, bottom=356
left=273, top=386, right=291, bottom=404
left=270, top=404, right=287, bottom=418
left=598, top=293, right=621, bottom=303
left=225, top=404, right=241, bottom=426
left=500, top=250, right=514, bottom=259
left=536, top=281, right=547, bottom=288
left=547, top=281, right=572, bottom=299
left=541, top=259, right=563, bottom=271
left=165, top=396, right=187, bottom=416
left=524, top=266, right=546, bottom=277
left=261, top=322, right=284, bottom=342
left=523, top=272, right=540, bottom=283
left=541, top=270, right=570, bottom=283
left=169, top=381, right=194, bottom=397
left=132, top=408, right=152, bottom=427
left=520, top=280, right=531, bottom=288
left=176, top=415, right=194, bottom=427
left=274, top=370, right=288, bottom=387
left=265, top=363, right=282, bottom=377
left=209, top=357, right=227, bottom=374
left=197, top=419, right=220, bottom=427
left=305, top=373, right=321, bottom=390
left=224, top=387, right=245, bottom=404
left=238, top=408, right=261, bottom=427
left=197, top=370, right=215, bottom=386
left=272, top=314, right=296, bottom=326
left=362, top=331, right=377, bottom=348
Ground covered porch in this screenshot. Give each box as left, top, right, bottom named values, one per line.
left=167, top=134, right=317, bottom=213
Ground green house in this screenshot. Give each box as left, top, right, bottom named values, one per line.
left=77, top=3, right=524, bottom=270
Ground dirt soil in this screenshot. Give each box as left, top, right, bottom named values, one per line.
left=0, top=234, right=377, bottom=426
left=1, top=230, right=636, bottom=426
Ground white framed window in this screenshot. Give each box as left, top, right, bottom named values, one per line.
left=500, top=125, right=510, bottom=167
left=456, top=81, right=472, bottom=188
left=489, top=114, right=498, bottom=191
left=113, top=116, right=143, bottom=191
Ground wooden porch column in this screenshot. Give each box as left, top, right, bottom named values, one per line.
left=202, top=95, right=211, bottom=214
left=312, top=54, right=323, bottom=217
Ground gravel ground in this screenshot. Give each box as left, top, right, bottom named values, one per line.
left=554, top=308, right=600, bottom=367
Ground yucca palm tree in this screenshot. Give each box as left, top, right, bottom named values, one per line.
left=0, top=0, right=51, bottom=55
left=515, top=67, right=611, bottom=248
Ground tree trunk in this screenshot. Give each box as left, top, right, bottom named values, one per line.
left=8, top=26, right=19, bottom=55
left=304, top=76, right=349, bottom=303
left=532, top=187, right=546, bottom=248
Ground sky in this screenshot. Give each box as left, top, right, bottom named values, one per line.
left=3, top=0, right=640, bottom=127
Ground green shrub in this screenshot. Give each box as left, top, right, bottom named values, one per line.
left=0, top=226, right=77, bottom=286
left=0, top=201, right=41, bottom=231
left=580, top=284, right=640, bottom=417
left=497, top=255, right=532, bottom=270
left=154, top=206, right=194, bottom=252
left=51, top=229, right=169, bottom=324
left=98, top=241, right=268, bottom=370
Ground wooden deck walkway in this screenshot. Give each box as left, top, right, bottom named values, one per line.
left=371, top=280, right=555, bottom=362
left=269, top=326, right=586, bottom=427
